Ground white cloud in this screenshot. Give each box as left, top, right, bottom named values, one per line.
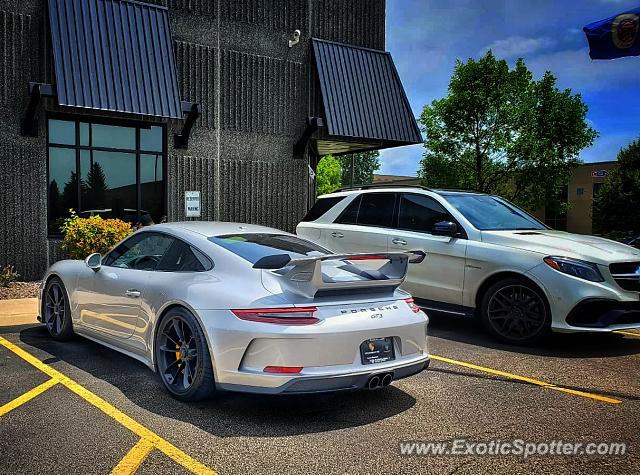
left=479, top=36, right=556, bottom=58
left=378, top=144, right=424, bottom=176
left=526, top=47, right=640, bottom=92
left=580, top=132, right=638, bottom=163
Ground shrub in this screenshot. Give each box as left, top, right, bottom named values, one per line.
left=0, top=265, right=19, bottom=287
left=61, top=210, right=133, bottom=260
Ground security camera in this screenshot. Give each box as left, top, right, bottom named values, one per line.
left=289, top=29, right=301, bottom=48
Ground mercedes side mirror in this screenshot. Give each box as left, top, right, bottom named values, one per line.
left=432, top=221, right=457, bottom=237
left=85, top=253, right=102, bottom=272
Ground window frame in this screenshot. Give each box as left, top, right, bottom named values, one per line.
left=102, top=231, right=214, bottom=272
left=46, top=113, right=168, bottom=238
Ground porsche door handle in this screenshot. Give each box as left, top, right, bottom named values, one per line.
left=331, top=231, right=344, bottom=238
left=392, top=238, right=407, bottom=246
left=125, top=289, right=141, bottom=298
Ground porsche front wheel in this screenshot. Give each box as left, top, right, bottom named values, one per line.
left=43, top=277, right=74, bottom=341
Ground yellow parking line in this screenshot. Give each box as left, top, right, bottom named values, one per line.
left=0, top=378, right=59, bottom=416
left=430, top=354, right=622, bottom=405
left=613, top=330, right=640, bottom=339
left=0, top=336, right=218, bottom=475
left=111, top=438, right=155, bottom=475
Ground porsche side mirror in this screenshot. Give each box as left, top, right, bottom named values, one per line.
left=85, top=253, right=102, bottom=272
left=432, top=221, right=457, bottom=237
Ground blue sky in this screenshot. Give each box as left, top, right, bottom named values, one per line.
left=380, top=0, right=640, bottom=176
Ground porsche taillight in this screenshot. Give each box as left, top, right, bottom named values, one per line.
left=263, top=366, right=303, bottom=374
left=231, top=307, right=319, bottom=325
left=405, top=298, right=421, bottom=314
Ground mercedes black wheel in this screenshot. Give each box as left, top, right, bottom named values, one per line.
left=155, top=308, right=215, bottom=401
left=480, top=278, right=549, bottom=345
left=43, top=277, right=74, bottom=341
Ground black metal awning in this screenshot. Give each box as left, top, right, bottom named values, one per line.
left=48, top=0, right=182, bottom=118
left=310, top=38, right=422, bottom=156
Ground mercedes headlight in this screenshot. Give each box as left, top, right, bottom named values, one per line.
left=543, top=256, right=604, bottom=282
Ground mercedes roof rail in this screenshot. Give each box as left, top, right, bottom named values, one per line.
left=335, top=184, right=433, bottom=192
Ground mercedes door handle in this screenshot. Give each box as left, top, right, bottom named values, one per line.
left=331, top=231, right=344, bottom=238
left=125, top=289, right=141, bottom=298
left=392, top=238, right=407, bottom=246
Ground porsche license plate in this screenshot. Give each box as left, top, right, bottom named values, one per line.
left=360, top=337, right=395, bottom=365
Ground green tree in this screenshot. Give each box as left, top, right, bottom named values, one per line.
left=593, top=139, right=640, bottom=237
left=316, top=155, right=342, bottom=196
left=337, top=150, right=381, bottom=187
left=418, top=51, right=597, bottom=210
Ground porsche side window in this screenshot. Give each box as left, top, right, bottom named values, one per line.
left=104, top=233, right=174, bottom=271
left=156, top=240, right=213, bottom=272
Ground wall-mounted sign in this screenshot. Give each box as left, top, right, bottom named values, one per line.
left=591, top=169, right=609, bottom=178
left=185, top=191, right=201, bottom=217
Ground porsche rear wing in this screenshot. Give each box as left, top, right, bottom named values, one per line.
left=256, top=252, right=412, bottom=299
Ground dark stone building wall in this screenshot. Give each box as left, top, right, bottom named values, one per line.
left=0, top=0, right=386, bottom=280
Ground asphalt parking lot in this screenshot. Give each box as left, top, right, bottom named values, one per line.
left=1, top=312, right=639, bottom=474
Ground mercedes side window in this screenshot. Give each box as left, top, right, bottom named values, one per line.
left=302, top=196, right=346, bottom=222
left=335, top=195, right=361, bottom=225
left=103, top=232, right=174, bottom=271
left=398, top=194, right=450, bottom=233
left=356, top=193, right=396, bottom=228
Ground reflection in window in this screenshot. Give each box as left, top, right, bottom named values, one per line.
left=80, top=122, right=89, bottom=146
left=140, top=126, right=163, bottom=152
left=141, top=154, right=164, bottom=224
left=47, top=118, right=165, bottom=234
left=48, top=148, right=77, bottom=234
left=48, top=120, right=75, bottom=145
left=91, top=123, right=136, bottom=149
left=80, top=151, right=136, bottom=220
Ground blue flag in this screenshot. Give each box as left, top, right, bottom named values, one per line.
left=583, top=7, right=640, bottom=59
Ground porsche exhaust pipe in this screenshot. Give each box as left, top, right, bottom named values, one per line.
left=366, top=373, right=393, bottom=390
left=367, top=375, right=381, bottom=390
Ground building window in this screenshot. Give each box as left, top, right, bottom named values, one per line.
left=576, top=187, right=584, bottom=196
left=593, top=182, right=603, bottom=197
left=544, top=185, right=568, bottom=231
left=47, top=118, right=165, bottom=235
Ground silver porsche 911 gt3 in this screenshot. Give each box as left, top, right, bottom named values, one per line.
left=38, top=222, right=430, bottom=401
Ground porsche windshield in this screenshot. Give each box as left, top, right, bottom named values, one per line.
left=209, top=233, right=328, bottom=264
left=445, top=194, right=546, bottom=231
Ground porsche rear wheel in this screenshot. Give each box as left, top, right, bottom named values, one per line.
left=155, top=308, right=215, bottom=401
left=43, top=277, right=74, bottom=341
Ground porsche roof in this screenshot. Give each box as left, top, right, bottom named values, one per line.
left=147, top=221, right=288, bottom=237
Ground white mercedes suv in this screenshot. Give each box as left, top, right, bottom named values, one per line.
left=296, top=186, right=640, bottom=344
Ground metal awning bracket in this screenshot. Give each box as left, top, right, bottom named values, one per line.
left=294, top=116, right=325, bottom=157
left=174, top=101, right=200, bottom=149
left=20, top=82, right=55, bottom=137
